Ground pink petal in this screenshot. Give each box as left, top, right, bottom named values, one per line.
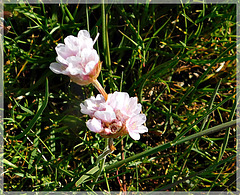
left=80, top=94, right=105, bottom=117
left=107, top=92, right=142, bottom=118
left=107, top=92, right=129, bottom=110
left=66, top=56, right=83, bottom=75
left=80, top=48, right=99, bottom=75
left=77, top=30, right=94, bottom=50
left=64, top=35, right=80, bottom=53
left=126, top=114, right=148, bottom=140
left=94, top=105, right=116, bottom=123
left=77, top=30, right=91, bottom=39
left=134, top=125, right=148, bottom=133
left=128, top=97, right=142, bottom=115
left=128, top=131, right=140, bottom=140
left=56, top=43, right=75, bottom=61
left=49, top=62, right=68, bottom=74
left=86, top=118, right=103, bottom=133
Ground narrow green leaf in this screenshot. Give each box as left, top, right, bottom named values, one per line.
left=104, top=119, right=236, bottom=172
left=75, top=166, right=100, bottom=186
left=14, top=173, right=24, bottom=177
left=64, top=4, right=74, bottom=22
left=194, top=43, right=235, bottom=89
left=137, top=58, right=179, bottom=102
left=155, top=154, right=235, bottom=191
left=173, top=92, right=235, bottom=142
left=3, top=159, right=18, bottom=169
left=10, top=78, right=49, bottom=140
left=200, top=78, right=222, bottom=131
left=218, top=94, right=237, bottom=161
left=13, top=99, right=34, bottom=115
left=175, top=86, right=195, bottom=112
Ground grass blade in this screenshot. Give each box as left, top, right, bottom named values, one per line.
left=104, top=119, right=236, bottom=172
left=9, top=78, right=49, bottom=140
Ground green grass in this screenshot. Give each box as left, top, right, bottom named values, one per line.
left=3, top=2, right=236, bottom=192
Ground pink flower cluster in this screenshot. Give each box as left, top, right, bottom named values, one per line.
left=80, top=92, right=148, bottom=140
left=50, top=30, right=101, bottom=85
left=50, top=30, right=148, bottom=141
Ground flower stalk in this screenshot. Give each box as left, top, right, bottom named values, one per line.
left=108, top=138, right=116, bottom=151
left=92, top=138, right=110, bottom=190
left=92, top=79, right=108, bottom=101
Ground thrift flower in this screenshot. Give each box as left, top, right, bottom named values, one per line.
left=50, top=30, right=101, bottom=86
left=80, top=92, right=148, bottom=140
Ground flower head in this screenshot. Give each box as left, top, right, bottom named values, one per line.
left=50, top=30, right=101, bottom=85
left=80, top=91, right=148, bottom=140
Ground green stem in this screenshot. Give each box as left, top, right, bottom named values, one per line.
left=101, top=2, right=111, bottom=70
left=95, top=143, right=113, bottom=164
left=92, top=138, right=109, bottom=190
left=104, top=119, right=236, bottom=171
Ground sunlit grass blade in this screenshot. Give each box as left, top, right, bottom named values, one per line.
left=173, top=92, right=235, bottom=142
left=218, top=94, right=238, bottom=162
left=193, top=42, right=235, bottom=89
left=153, top=153, right=236, bottom=191
left=75, top=166, right=100, bottom=187
left=104, top=119, right=236, bottom=172
left=200, top=78, right=222, bottom=131
left=132, top=58, right=179, bottom=102
left=175, top=86, right=195, bottom=112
